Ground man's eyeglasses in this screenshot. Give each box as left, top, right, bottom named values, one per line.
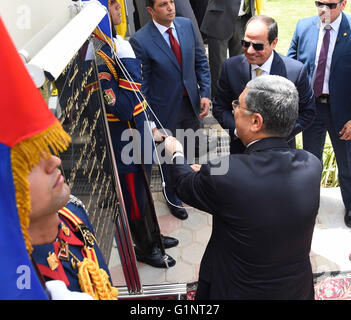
left=241, top=39, right=267, bottom=51
left=232, top=100, right=252, bottom=113
left=315, top=1, right=342, bottom=9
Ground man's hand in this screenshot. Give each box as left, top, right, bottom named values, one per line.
left=152, top=128, right=167, bottom=142
left=199, top=97, right=211, bottom=118
left=165, top=136, right=184, bottom=155
left=190, top=164, right=202, bottom=172
left=340, top=120, right=351, bottom=140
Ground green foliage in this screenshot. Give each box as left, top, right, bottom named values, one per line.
left=296, top=133, right=338, bottom=187
left=321, top=142, right=339, bottom=187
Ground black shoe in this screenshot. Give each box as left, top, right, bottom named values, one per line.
left=161, top=234, right=179, bottom=249
left=345, top=209, right=351, bottom=228
left=167, top=203, right=188, bottom=220
left=136, top=246, right=176, bottom=268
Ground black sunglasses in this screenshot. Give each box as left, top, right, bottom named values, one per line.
left=241, top=39, right=266, bottom=51
left=315, top=1, right=342, bottom=9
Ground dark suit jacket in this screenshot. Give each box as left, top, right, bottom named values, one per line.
left=171, top=137, right=322, bottom=299
left=212, top=51, right=316, bottom=153
left=200, top=0, right=255, bottom=40
left=288, top=12, right=351, bottom=133
left=130, top=17, right=210, bottom=132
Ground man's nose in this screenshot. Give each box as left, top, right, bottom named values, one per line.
left=320, top=5, right=329, bottom=13
left=167, top=2, right=174, bottom=10
left=49, top=155, right=62, bottom=170
left=247, top=44, right=256, bottom=54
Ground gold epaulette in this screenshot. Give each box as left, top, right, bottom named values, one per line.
left=97, top=50, right=118, bottom=81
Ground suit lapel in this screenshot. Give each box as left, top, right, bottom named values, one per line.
left=331, top=13, right=351, bottom=74
left=308, top=17, right=323, bottom=76
left=241, top=55, right=251, bottom=86
left=270, top=51, right=287, bottom=77
left=174, top=19, right=185, bottom=72
left=149, top=21, right=181, bottom=71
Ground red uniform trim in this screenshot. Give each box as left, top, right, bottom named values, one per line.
left=124, top=172, right=141, bottom=221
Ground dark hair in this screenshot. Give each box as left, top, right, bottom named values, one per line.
left=146, top=0, right=155, bottom=8
left=245, top=15, right=278, bottom=44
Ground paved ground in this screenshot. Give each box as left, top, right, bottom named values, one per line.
left=109, top=186, right=351, bottom=289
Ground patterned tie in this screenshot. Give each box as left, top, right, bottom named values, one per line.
left=166, top=28, right=182, bottom=68
left=313, top=26, right=331, bottom=98
left=255, top=68, right=264, bottom=77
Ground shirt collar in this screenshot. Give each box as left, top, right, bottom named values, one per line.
left=152, top=19, right=175, bottom=35
left=320, top=12, right=342, bottom=32
left=246, top=139, right=261, bottom=148
left=251, top=50, right=274, bottom=74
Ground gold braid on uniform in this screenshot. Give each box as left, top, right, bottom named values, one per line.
left=97, top=50, right=119, bottom=81
left=11, top=121, right=71, bottom=254
left=75, top=257, right=118, bottom=300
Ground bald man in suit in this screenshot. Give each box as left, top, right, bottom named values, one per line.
left=288, top=0, right=351, bottom=227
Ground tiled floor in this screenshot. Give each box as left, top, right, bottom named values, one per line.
left=311, top=187, right=351, bottom=276
left=109, top=191, right=212, bottom=287
left=109, top=182, right=351, bottom=292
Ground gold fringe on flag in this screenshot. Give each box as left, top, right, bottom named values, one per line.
left=10, top=121, right=71, bottom=254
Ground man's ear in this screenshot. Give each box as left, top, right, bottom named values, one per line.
left=250, top=113, right=264, bottom=133
left=271, top=37, right=278, bottom=50
left=146, top=6, right=153, bottom=15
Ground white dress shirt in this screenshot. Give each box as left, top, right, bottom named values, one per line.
left=313, top=13, right=342, bottom=95
left=152, top=20, right=180, bottom=47
left=250, top=51, right=274, bottom=78
left=238, top=0, right=246, bottom=16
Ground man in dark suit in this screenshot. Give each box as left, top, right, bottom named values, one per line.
left=130, top=0, right=211, bottom=220
left=287, top=0, right=351, bottom=227
left=201, top=0, right=255, bottom=95
left=213, top=15, right=316, bottom=154
left=165, top=75, right=322, bottom=300
left=189, top=0, right=209, bottom=34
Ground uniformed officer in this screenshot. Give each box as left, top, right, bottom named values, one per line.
left=89, top=0, right=178, bottom=268
left=0, top=17, right=95, bottom=299
left=29, top=158, right=118, bottom=300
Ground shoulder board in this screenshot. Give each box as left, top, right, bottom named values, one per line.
left=68, top=195, right=87, bottom=211
left=91, top=37, right=112, bottom=68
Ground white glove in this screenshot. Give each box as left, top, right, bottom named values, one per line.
left=165, top=136, right=184, bottom=155
left=114, top=35, right=136, bottom=59
left=45, top=280, right=94, bottom=300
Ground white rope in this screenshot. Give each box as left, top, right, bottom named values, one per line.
left=97, top=23, right=190, bottom=210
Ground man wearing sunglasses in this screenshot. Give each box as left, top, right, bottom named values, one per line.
left=201, top=0, right=256, bottom=96
left=288, top=1, right=351, bottom=227
left=212, top=15, right=316, bottom=154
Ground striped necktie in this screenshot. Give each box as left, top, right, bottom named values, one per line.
left=166, top=28, right=182, bottom=68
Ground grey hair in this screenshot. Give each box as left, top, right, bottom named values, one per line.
left=244, top=75, right=299, bottom=137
